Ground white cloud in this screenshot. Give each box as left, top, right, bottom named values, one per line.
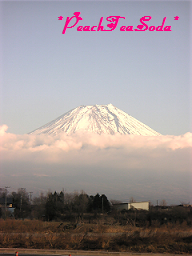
left=0, top=125, right=191, bottom=204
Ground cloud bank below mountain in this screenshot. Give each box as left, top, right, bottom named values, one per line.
left=0, top=125, right=191, bottom=204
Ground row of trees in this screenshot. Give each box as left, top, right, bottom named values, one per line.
left=1, top=188, right=190, bottom=225
left=0, top=188, right=111, bottom=221
left=44, top=191, right=111, bottom=221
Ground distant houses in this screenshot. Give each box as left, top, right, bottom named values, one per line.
left=113, top=201, right=150, bottom=211
left=0, top=197, right=15, bottom=217
left=0, top=197, right=13, bottom=208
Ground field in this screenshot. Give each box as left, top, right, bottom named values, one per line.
left=0, top=218, right=191, bottom=253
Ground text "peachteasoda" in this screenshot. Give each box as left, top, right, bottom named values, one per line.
left=58, top=12, right=179, bottom=34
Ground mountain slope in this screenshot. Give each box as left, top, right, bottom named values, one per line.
left=30, top=104, right=161, bottom=136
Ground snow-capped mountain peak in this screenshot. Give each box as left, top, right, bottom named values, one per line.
left=30, top=104, right=161, bottom=136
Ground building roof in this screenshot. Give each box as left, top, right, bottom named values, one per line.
left=113, top=201, right=149, bottom=205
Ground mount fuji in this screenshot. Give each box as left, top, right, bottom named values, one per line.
left=30, top=104, right=161, bottom=136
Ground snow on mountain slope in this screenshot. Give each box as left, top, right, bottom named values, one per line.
left=29, top=104, right=161, bottom=136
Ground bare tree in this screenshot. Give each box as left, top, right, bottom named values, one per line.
left=129, top=197, right=136, bottom=203
left=160, top=199, right=167, bottom=206
left=110, top=199, right=122, bottom=205
left=74, top=191, right=89, bottom=220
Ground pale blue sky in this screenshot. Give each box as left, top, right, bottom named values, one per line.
left=0, top=0, right=191, bottom=135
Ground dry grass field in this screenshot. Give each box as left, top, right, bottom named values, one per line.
left=0, top=219, right=191, bottom=253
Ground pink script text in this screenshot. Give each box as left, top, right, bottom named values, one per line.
left=59, top=12, right=174, bottom=34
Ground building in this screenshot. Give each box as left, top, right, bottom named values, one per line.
left=0, top=197, right=15, bottom=217
left=0, top=197, right=13, bottom=208
left=113, top=201, right=149, bottom=211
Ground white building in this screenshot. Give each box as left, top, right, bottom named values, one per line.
left=113, top=201, right=149, bottom=211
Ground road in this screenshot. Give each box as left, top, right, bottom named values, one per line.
left=0, top=249, right=191, bottom=256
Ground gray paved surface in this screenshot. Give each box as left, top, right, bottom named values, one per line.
left=0, top=249, right=191, bottom=256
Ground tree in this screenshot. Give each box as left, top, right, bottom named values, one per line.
left=89, top=193, right=111, bottom=213
left=160, top=199, right=167, bottom=207
left=45, top=192, right=57, bottom=221
left=64, top=192, right=75, bottom=215
left=73, top=191, right=89, bottom=219
left=12, top=188, right=31, bottom=219
left=45, top=191, right=65, bottom=221
left=110, top=199, right=122, bottom=205
left=129, top=197, right=136, bottom=203
left=32, top=192, right=47, bottom=219
left=101, top=194, right=111, bottom=212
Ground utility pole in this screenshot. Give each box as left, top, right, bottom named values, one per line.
left=62, top=188, right=65, bottom=215
left=29, top=192, right=33, bottom=204
left=20, top=195, right=22, bottom=213
left=102, top=196, right=104, bottom=214
left=20, top=188, right=25, bottom=219
left=62, top=188, right=65, bottom=206
left=5, top=186, right=10, bottom=219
